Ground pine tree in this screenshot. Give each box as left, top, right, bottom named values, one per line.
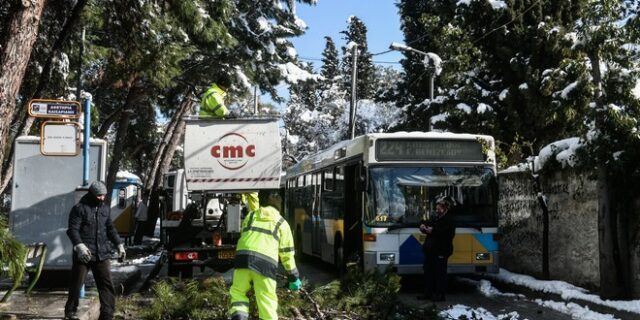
left=570, top=0, right=640, bottom=299
left=396, top=0, right=592, bottom=166
left=340, top=16, right=376, bottom=100
left=321, top=36, right=340, bottom=86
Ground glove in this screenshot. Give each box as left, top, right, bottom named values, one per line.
left=74, top=243, right=92, bottom=263
left=288, top=278, right=302, bottom=291
left=117, top=244, right=126, bottom=261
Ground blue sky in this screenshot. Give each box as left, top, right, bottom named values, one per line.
left=292, top=0, right=404, bottom=69
left=263, top=0, right=405, bottom=109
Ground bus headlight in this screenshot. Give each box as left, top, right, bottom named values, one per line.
left=378, top=253, right=396, bottom=264
left=475, top=253, right=491, bottom=260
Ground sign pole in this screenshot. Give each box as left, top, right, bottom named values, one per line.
left=82, top=97, right=91, bottom=186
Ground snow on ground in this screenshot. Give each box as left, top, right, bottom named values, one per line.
left=453, top=273, right=626, bottom=319
left=535, top=299, right=618, bottom=320
left=440, top=304, right=521, bottom=320
left=487, top=268, right=640, bottom=315
left=457, top=277, right=524, bottom=299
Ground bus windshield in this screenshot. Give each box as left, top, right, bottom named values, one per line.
left=366, top=166, right=497, bottom=228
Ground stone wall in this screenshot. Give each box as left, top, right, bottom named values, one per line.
left=498, top=169, right=600, bottom=289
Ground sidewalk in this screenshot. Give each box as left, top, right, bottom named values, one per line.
left=0, top=264, right=140, bottom=320
left=0, top=291, right=99, bottom=320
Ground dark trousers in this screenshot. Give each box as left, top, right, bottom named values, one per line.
left=133, top=220, right=145, bottom=245
left=423, top=252, right=448, bottom=299
left=65, top=259, right=116, bottom=320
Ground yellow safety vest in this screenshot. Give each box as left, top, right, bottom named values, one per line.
left=200, top=83, right=229, bottom=118
left=234, top=206, right=298, bottom=280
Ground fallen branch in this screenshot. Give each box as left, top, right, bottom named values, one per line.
left=300, top=288, right=324, bottom=319
left=290, top=306, right=305, bottom=320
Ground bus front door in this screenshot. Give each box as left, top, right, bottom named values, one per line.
left=312, top=172, right=322, bottom=255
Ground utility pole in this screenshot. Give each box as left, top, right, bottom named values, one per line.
left=76, top=27, right=85, bottom=101
left=349, top=43, right=358, bottom=139
left=253, top=86, right=258, bottom=115
left=425, top=63, right=435, bottom=132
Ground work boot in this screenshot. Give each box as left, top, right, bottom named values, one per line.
left=64, top=312, right=80, bottom=320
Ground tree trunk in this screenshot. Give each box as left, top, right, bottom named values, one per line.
left=104, top=81, right=145, bottom=203
left=154, top=105, right=191, bottom=190
left=589, top=50, right=628, bottom=299
left=0, top=0, right=47, bottom=186
left=96, top=108, right=123, bottom=139
left=0, top=0, right=88, bottom=195
left=145, top=99, right=193, bottom=236
left=143, top=92, right=192, bottom=192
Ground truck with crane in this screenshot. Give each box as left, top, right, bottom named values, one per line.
left=160, top=118, right=282, bottom=277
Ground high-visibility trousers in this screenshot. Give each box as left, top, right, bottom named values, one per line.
left=229, top=268, right=278, bottom=320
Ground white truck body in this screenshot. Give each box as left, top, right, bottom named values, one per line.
left=162, top=118, right=283, bottom=276
left=183, top=118, right=281, bottom=192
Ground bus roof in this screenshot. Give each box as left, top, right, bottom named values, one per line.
left=116, top=171, right=142, bottom=185
left=285, top=131, right=494, bottom=178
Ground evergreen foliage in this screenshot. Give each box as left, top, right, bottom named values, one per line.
left=394, top=0, right=633, bottom=167
left=118, top=267, right=437, bottom=320
left=340, top=16, right=376, bottom=100
left=0, top=216, right=26, bottom=285
left=283, top=20, right=402, bottom=162
left=321, top=36, right=340, bottom=85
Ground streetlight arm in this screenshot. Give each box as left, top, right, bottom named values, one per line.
left=389, top=42, right=429, bottom=56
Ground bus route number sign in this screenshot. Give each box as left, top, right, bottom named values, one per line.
left=376, top=139, right=485, bottom=162
left=29, top=99, right=81, bottom=119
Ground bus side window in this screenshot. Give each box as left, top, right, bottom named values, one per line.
left=323, top=168, right=334, bottom=191
left=335, top=166, right=344, bottom=193
left=118, top=188, right=126, bottom=209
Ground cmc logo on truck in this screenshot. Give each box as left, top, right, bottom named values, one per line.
left=210, top=133, right=256, bottom=170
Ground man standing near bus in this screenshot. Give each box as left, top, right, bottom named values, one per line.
left=419, top=195, right=455, bottom=302
left=228, top=190, right=301, bottom=320
left=65, top=181, right=126, bottom=320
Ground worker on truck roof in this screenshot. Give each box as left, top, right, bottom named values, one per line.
left=200, top=78, right=231, bottom=118
left=229, top=190, right=301, bottom=320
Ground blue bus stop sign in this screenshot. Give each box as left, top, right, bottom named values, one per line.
left=29, top=99, right=81, bottom=119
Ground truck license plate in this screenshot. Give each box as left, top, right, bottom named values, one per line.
left=218, top=250, right=235, bottom=260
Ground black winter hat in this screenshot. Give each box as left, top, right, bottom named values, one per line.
left=89, top=181, right=108, bottom=196
left=436, top=195, right=455, bottom=208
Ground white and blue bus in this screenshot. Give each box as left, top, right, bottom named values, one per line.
left=284, top=132, right=499, bottom=274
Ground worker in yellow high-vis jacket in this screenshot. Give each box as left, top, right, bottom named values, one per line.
left=229, top=190, right=300, bottom=320
left=200, top=80, right=230, bottom=118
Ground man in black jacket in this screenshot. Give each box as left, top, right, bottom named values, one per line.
left=419, top=195, right=456, bottom=302
left=64, top=181, right=125, bottom=320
